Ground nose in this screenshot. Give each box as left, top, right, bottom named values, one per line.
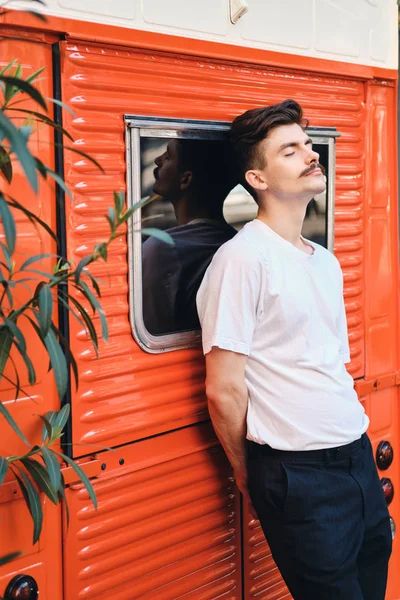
left=155, top=152, right=165, bottom=167
left=306, top=146, right=319, bottom=165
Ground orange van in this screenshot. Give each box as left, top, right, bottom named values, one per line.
left=0, top=1, right=399, bottom=598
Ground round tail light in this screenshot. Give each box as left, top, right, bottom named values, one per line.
left=4, top=575, right=39, bottom=600
left=381, top=478, right=394, bottom=505
left=376, top=441, right=394, bottom=470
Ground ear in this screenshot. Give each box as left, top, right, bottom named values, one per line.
left=180, top=170, right=192, bottom=191
left=245, top=169, right=268, bottom=192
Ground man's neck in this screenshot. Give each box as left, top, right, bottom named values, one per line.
left=256, top=194, right=312, bottom=252
left=174, top=195, right=224, bottom=226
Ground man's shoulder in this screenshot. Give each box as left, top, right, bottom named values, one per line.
left=313, top=243, right=341, bottom=267
left=212, top=225, right=265, bottom=268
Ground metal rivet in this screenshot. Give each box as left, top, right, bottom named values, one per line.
left=119, top=458, right=125, bottom=465
left=101, top=463, right=106, bottom=471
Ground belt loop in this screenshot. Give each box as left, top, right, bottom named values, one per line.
left=361, top=434, right=366, bottom=449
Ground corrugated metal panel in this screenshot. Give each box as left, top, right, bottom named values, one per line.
left=60, top=42, right=366, bottom=454
left=364, top=82, right=398, bottom=379
left=0, top=39, right=62, bottom=600
left=363, top=82, right=400, bottom=600
left=243, top=513, right=291, bottom=600
left=63, top=423, right=241, bottom=600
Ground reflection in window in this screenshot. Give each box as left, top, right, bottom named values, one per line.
left=141, top=138, right=239, bottom=335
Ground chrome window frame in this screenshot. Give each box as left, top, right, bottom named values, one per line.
left=125, top=116, right=340, bottom=354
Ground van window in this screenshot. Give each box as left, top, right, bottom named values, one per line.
left=125, top=117, right=339, bottom=353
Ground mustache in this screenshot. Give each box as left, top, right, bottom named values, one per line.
left=153, top=167, right=159, bottom=180
left=300, top=163, right=326, bottom=178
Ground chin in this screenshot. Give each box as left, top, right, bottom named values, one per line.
left=313, top=183, right=327, bottom=195
left=308, top=178, right=326, bottom=195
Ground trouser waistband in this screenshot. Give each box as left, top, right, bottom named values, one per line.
left=246, top=433, right=367, bottom=462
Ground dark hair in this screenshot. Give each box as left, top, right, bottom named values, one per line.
left=175, top=139, right=238, bottom=206
left=230, top=99, right=308, bottom=199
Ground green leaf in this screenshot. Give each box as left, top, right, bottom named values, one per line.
left=113, top=191, right=125, bottom=215
left=53, top=404, right=70, bottom=435
left=132, top=194, right=157, bottom=212
left=40, top=410, right=60, bottom=444
left=61, top=145, right=104, bottom=172
left=0, top=194, right=16, bottom=255
left=6, top=354, right=26, bottom=402
left=51, top=322, right=79, bottom=391
left=85, top=271, right=102, bottom=297
left=25, top=67, right=46, bottom=84
left=0, top=146, right=12, bottom=184
left=94, top=243, right=107, bottom=261
left=4, top=318, right=26, bottom=354
left=34, top=156, right=47, bottom=180
left=118, top=207, right=139, bottom=226
left=6, top=109, right=74, bottom=141
left=0, top=325, right=13, bottom=381
left=0, top=76, right=48, bottom=111
left=0, top=552, right=21, bottom=566
left=0, top=111, right=37, bottom=192
left=54, top=450, right=97, bottom=509
left=0, top=394, right=31, bottom=446
left=40, top=446, right=61, bottom=492
left=58, top=294, right=86, bottom=330
left=43, top=166, right=73, bottom=200
left=0, top=59, right=17, bottom=77
left=0, top=456, right=8, bottom=486
left=141, top=228, right=174, bottom=245
left=78, top=280, right=108, bottom=343
left=13, top=64, right=22, bottom=80
left=74, top=254, right=94, bottom=284
left=21, top=268, right=57, bottom=282
left=37, top=415, right=53, bottom=444
left=12, top=338, right=36, bottom=386
left=0, top=239, right=12, bottom=271
left=107, top=207, right=116, bottom=230
left=19, top=126, right=32, bottom=142
left=19, top=253, right=59, bottom=272
left=43, top=328, right=68, bottom=401
left=5, top=195, right=58, bottom=242
left=45, top=97, right=76, bottom=117
left=66, top=293, right=98, bottom=353
left=13, top=467, right=43, bottom=544
left=21, top=457, right=58, bottom=504
left=38, top=285, right=52, bottom=338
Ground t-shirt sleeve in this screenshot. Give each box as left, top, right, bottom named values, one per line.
left=196, top=243, right=263, bottom=356
left=337, top=266, right=351, bottom=364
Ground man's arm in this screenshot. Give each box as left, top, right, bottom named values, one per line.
left=205, top=347, right=249, bottom=496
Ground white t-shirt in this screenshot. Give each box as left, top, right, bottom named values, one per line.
left=196, top=219, right=369, bottom=451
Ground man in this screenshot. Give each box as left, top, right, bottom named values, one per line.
left=196, top=99, right=392, bottom=599
left=142, top=138, right=237, bottom=335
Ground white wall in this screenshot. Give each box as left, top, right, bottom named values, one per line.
left=16, top=0, right=399, bottom=69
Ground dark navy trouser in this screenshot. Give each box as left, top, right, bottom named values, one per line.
left=246, top=434, right=392, bottom=600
